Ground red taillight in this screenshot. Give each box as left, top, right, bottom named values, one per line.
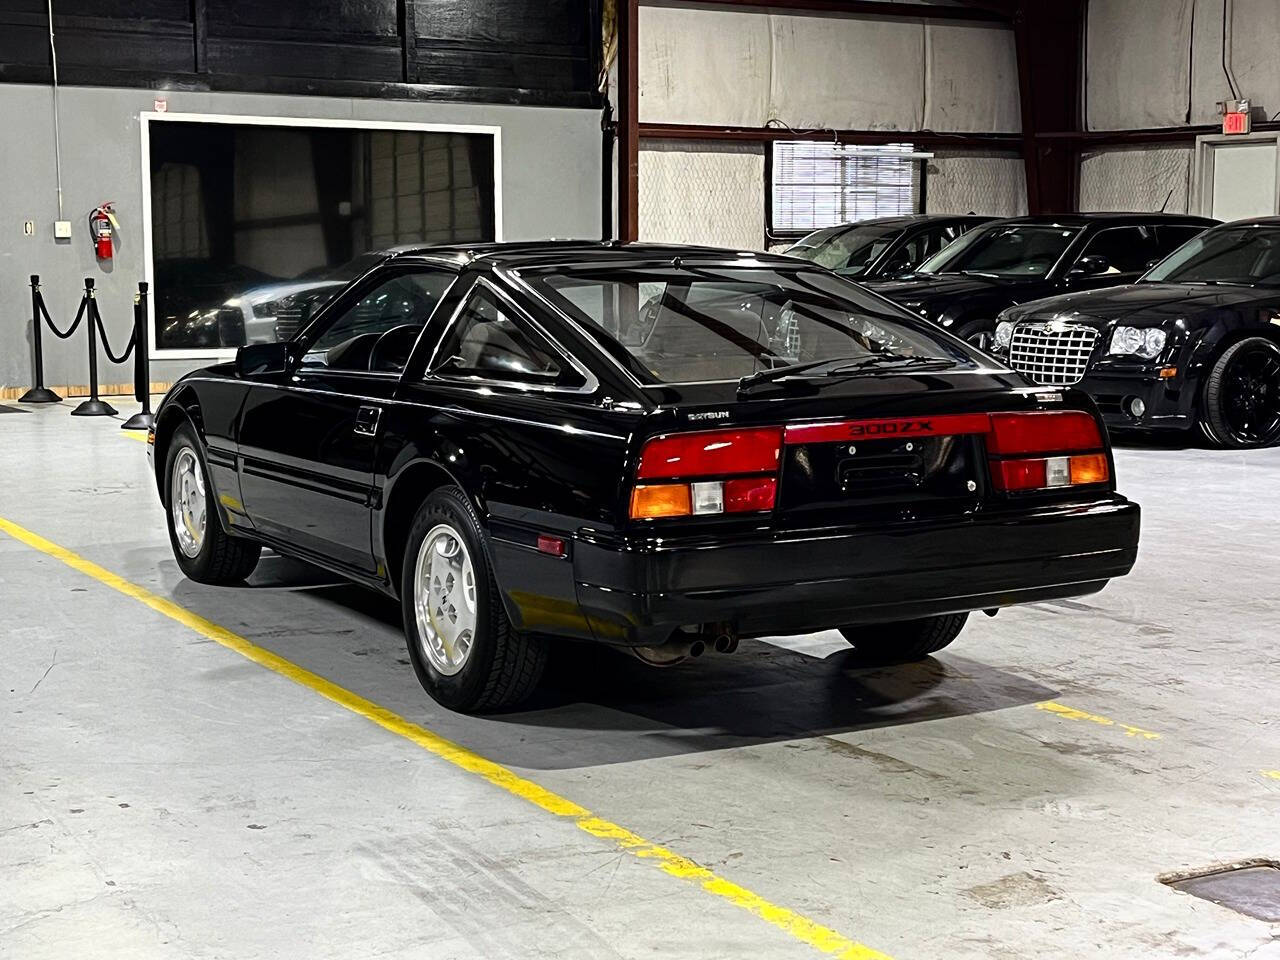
left=987, top=411, right=1103, bottom=455
left=724, top=476, right=777, bottom=512
left=631, top=427, right=782, bottom=520
left=987, top=412, right=1109, bottom=492
left=636, top=427, right=782, bottom=480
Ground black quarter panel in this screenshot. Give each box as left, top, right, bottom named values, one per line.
left=377, top=382, right=638, bottom=638
left=156, top=369, right=253, bottom=532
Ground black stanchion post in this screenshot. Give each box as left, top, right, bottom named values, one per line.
left=18, top=275, right=62, bottom=404
left=121, top=282, right=155, bottom=431
left=70, top=278, right=118, bottom=417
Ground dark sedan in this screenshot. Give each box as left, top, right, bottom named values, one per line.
left=990, top=218, right=1280, bottom=448
left=785, top=214, right=992, bottom=281
left=865, top=214, right=1216, bottom=348
left=148, top=242, right=1139, bottom=712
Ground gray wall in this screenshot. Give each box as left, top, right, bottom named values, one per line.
left=629, top=4, right=1025, bottom=249
left=1, top=84, right=602, bottom=391
left=1080, top=0, right=1279, bottom=215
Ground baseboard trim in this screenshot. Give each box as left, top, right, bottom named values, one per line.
left=1, top=382, right=172, bottom=401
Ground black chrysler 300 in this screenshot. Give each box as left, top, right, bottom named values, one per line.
left=865, top=214, right=1216, bottom=348
left=785, top=214, right=992, bottom=281
left=991, top=218, right=1280, bottom=448
left=149, top=242, right=1140, bottom=712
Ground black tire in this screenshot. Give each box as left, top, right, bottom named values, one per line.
left=164, top=422, right=261, bottom=584
left=954, top=319, right=995, bottom=351
left=400, top=486, right=546, bottom=713
left=838, top=613, right=969, bottom=665
left=1201, top=337, right=1280, bottom=448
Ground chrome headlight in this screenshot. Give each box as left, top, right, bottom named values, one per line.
left=1109, top=326, right=1167, bottom=360
left=993, top=320, right=1015, bottom=351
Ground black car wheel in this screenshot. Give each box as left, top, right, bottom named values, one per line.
left=839, top=613, right=969, bottom=665
left=1202, top=337, right=1280, bottom=448
left=955, top=319, right=994, bottom=351
left=164, top=423, right=261, bottom=584
left=401, top=486, right=546, bottom=713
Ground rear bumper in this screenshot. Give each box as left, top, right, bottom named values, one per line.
left=573, top=497, right=1140, bottom=645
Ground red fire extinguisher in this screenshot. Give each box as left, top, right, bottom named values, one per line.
left=90, top=202, right=118, bottom=261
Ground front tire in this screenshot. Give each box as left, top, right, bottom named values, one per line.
left=164, top=423, right=261, bottom=584
left=839, top=613, right=969, bottom=665
left=1201, top=337, right=1280, bottom=448
left=401, top=487, right=546, bottom=712
left=955, top=319, right=994, bottom=351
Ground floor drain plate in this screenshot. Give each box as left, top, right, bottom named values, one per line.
left=1163, top=861, right=1280, bottom=922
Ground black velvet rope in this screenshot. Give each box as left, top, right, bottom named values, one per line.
left=37, top=292, right=87, bottom=340
left=92, top=301, right=137, bottom=365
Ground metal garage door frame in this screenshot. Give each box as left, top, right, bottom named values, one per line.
left=1190, top=131, right=1280, bottom=221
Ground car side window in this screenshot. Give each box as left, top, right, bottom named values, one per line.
left=1074, top=226, right=1160, bottom=275
left=432, top=286, right=576, bottom=386
left=302, top=269, right=455, bottom=374
left=1156, top=226, right=1207, bottom=257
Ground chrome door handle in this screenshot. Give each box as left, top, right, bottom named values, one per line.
left=354, top=405, right=381, bottom=437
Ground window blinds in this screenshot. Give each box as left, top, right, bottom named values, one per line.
left=771, top=141, right=920, bottom=233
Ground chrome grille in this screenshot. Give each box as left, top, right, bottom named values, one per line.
left=1008, top=322, right=1099, bottom=386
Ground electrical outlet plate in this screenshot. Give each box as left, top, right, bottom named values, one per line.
left=54, top=220, right=72, bottom=239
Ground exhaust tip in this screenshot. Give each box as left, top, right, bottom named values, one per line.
left=688, top=640, right=706, bottom=658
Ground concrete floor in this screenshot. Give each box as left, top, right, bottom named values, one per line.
left=2, top=398, right=1279, bottom=959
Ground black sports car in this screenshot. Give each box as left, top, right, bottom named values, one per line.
left=148, top=242, right=1140, bottom=712
left=785, top=214, right=992, bottom=280
left=990, top=218, right=1280, bottom=448
left=865, top=214, right=1216, bottom=348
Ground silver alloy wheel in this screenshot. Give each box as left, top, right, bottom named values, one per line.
left=170, top=446, right=207, bottom=558
left=413, top=523, right=478, bottom=676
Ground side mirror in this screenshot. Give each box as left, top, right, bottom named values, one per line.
left=236, top=341, right=291, bottom=377
left=1069, top=254, right=1111, bottom=278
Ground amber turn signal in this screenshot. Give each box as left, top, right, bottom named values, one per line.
left=1068, top=453, right=1109, bottom=485
left=630, top=483, right=692, bottom=519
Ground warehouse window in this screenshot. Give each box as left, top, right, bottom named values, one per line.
left=768, top=141, right=921, bottom=239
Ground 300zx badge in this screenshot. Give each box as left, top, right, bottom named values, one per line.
left=783, top=413, right=991, bottom=445
left=848, top=420, right=933, bottom=436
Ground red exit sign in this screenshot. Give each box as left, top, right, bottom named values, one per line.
left=1223, top=111, right=1251, bottom=135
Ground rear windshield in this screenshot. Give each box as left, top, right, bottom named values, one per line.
left=787, top=223, right=903, bottom=273
left=526, top=265, right=973, bottom=385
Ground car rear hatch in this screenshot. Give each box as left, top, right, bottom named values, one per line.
left=778, top=411, right=989, bottom=525
left=626, top=372, right=1113, bottom=530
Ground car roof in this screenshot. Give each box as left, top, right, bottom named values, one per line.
left=385, top=239, right=811, bottom=268
left=810, top=214, right=991, bottom=229
left=985, top=213, right=1218, bottom=227
left=1207, top=216, right=1280, bottom=228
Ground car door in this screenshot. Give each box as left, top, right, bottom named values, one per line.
left=236, top=264, right=458, bottom=572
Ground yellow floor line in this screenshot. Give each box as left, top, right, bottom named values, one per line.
left=1262, top=770, right=1280, bottom=781
left=121, top=430, right=148, bottom=442
left=1035, top=700, right=1161, bottom=740
left=0, top=514, right=890, bottom=960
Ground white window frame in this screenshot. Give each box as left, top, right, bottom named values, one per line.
left=140, top=112, right=503, bottom=361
